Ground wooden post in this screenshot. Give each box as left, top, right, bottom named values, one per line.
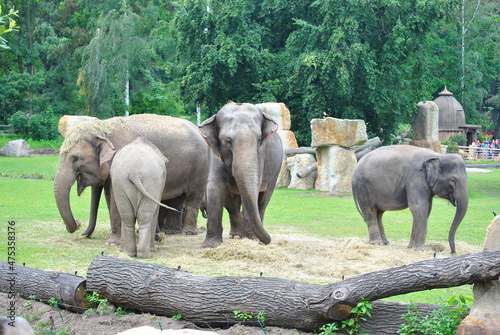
left=87, top=251, right=500, bottom=332
left=0, top=261, right=88, bottom=312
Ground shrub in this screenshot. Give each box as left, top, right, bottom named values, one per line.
left=442, top=140, right=459, bottom=153
left=9, top=108, right=59, bottom=141
left=449, top=135, right=466, bottom=146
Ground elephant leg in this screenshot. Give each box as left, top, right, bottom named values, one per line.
left=120, top=209, right=137, bottom=258
left=161, top=196, right=184, bottom=234
left=408, top=199, right=431, bottom=250
left=105, top=183, right=122, bottom=246
left=363, top=207, right=386, bottom=245
left=227, top=196, right=243, bottom=239
left=376, top=210, right=389, bottom=245
left=183, top=193, right=201, bottom=235
left=202, top=184, right=227, bottom=248
left=136, top=203, right=157, bottom=259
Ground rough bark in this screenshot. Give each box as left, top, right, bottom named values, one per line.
left=297, top=162, right=317, bottom=179
left=86, top=251, right=500, bottom=332
left=358, top=301, right=440, bottom=335
left=0, top=261, right=88, bottom=312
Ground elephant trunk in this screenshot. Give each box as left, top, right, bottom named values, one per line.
left=81, top=185, right=102, bottom=237
left=448, top=187, right=469, bottom=254
left=54, top=162, right=79, bottom=233
left=232, top=151, right=271, bottom=245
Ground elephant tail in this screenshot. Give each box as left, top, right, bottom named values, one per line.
left=128, top=172, right=184, bottom=214
left=352, top=192, right=365, bottom=219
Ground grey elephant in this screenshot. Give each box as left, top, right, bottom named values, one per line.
left=199, top=102, right=283, bottom=248
left=351, top=145, right=468, bottom=253
left=54, top=114, right=210, bottom=245
left=111, top=138, right=180, bottom=258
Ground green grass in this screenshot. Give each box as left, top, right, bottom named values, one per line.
left=1, top=154, right=498, bottom=306
left=0, top=134, right=63, bottom=149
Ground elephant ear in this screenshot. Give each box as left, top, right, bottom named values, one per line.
left=260, top=113, right=279, bottom=146
left=96, top=136, right=116, bottom=181
left=421, top=157, right=441, bottom=188
left=199, top=114, right=221, bottom=158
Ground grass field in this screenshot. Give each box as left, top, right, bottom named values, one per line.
left=1, top=153, right=499, bottom=306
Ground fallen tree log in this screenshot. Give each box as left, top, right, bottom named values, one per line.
left=285, top=147, right=316, bottom=156
left=0, top=261, right=88, bottom=312
left=297, top=162, right=317, bottom=179
left=87, top=251, right=500, bottom=332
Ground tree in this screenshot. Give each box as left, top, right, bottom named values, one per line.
left=0, top=5, right=19, bottom=49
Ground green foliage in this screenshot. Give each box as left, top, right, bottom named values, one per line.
left=0, top=5, right=19, bottom=49
left=317, top=299, right=373, bottom=335
left=233, top=310, right=266, bottom=326
left=398, top=296, right=471, bottom=335
left=9, top=109, right=59, bottom=141
left=318, top=322, right=339, bottom=335
left=442, top=140, right=459, bottom=153
left=171, top=313, right=182, bottom=320
left=449, top=135, right=467, bottom=146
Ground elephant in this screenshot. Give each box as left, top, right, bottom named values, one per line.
left=110, top=138, right=180, bottom=258
left=199, top=102, right=283, bottom=248
left=351, top=145, right=468, bottom=253
left=54, top=114, right=210, bottom=245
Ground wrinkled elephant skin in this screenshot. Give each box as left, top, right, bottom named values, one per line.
left=351, top=145, right=468, bottom=253
left=199, top=102, right=283, bottom=248
left=54, top=114, right=210, bottom=245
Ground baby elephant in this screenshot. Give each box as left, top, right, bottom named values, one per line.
left=111, top=138, right=180, bottom=258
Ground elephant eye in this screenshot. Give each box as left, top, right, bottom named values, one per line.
left=72, top=156, right=81, bottom=164
left=226, top=138, right=233, bottom=149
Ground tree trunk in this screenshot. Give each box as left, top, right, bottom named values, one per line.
left=86, top=251, right=500, bottom=332
left=285, top=147, right=316, bottom=156
left=0, top=261, right=88, bottom=312
left=297, top=162, right=317, bottom=178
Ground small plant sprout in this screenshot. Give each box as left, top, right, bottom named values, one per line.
left=172, top=313, right=182, bottom=321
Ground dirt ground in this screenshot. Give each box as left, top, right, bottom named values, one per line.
left=1, top=292, right=311, bottom=335
left=1, top=232, right=482, bottom=335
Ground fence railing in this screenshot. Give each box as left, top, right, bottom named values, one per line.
left=458, top=145, right=500, bottom=161
left=0, top=124, right=13, bottom=134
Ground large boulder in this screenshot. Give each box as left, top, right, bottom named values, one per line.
left=410, top=101, right=441, bottom=153
left=286, top=154, right=316, bottom=190
left=456, top=215, right=500, bottom=334
left=256, top=103, right=292, bottom=130
left=311, top=118, right=367, bottom=148
left=315, top=146, right=356, bottom=193
left=0, top=139, right=30, bottom=157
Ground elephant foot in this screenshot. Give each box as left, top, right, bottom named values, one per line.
left=137, top=251, right=151, bottom=259
left=183, top=226, right=199, bottom=235
left=229, top=234, right=242, bottom=239
left=369, top=239, right=390, bottom=246
left=202, top=237, right=223, bottom=248
left=408, top=243, right=425, bottom=251
left=106, top=234, right=121, bottom=246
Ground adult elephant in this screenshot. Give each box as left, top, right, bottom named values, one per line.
left=199, top=102, right=283, bottom=248
left=351, top=145, right=468, bottom=253
left=54, top=114, right=210, bottom=245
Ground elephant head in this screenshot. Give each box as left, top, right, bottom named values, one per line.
left=199, top=103, right=279, bottom=245
left=54, top=134, right=116, bottom=233
left=421, top=154, right=469, bottom=253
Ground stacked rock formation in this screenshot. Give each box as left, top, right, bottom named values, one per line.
left=256, top=103, right=299, bottom=188
left=410, top=101, right=442, bottom=153
left=310, top=118, right=367, bottom=193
